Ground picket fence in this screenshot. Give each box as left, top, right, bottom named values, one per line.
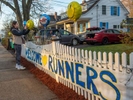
left=21, top=41, right=133, bottom=100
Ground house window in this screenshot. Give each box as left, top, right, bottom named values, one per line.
left=114, top=6, right=117, bottom=15
left=113, top=25, right=117, bottom=29
left=111, top=6, right=120, bottom=16
left=102, top=23, right=106, bottom=28
left=86, top=23, right=88, bottom=28
left=78, top=24, right=80, bottom=32
left=80, top=24, right=83, bottom=32
left=100, top=22, right=109, bottom=29
left=118, top=25, right=119, bottom=29
left=83, top=23, right=86, bottom=31
left=82, top=5, right=87, bottom=11
left=102, top=5, right=106, bottom=15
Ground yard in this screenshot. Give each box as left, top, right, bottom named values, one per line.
left=84, top=44, right=133, bottom=55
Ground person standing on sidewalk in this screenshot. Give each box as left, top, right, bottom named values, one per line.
left=11, top=21, right=30, bottom=70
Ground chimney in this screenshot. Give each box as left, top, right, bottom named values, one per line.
left=82, top=0, right=86, bottom=4
left=54, top=12, right=58, bottom=21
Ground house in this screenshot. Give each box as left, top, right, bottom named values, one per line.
left=48, top=0, right=129, bottom=34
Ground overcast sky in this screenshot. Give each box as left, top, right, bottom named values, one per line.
left=0, top=0, right=82, bottom=30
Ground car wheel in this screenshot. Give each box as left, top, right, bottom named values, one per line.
left=102, top=38, right=108, bottom=45
left=72, top=39, right=78, bottom=46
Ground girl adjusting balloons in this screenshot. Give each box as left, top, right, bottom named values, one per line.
left=11, top=21, right=30, bottom=70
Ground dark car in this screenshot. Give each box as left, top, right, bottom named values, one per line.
left=84, top=28, right=125, bottom=45
left=39, top=29, right=84, bottom=45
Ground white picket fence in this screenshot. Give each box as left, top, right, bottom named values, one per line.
left=21, top=41, right=133, bottom=100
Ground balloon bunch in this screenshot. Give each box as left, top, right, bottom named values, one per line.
left=23, top=20, right=34, bottom=30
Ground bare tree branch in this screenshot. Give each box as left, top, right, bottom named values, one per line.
left=0, top=0, right=16, bottom=12
left=0, top=0, right=52, bottom=29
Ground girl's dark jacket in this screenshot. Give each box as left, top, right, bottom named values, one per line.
left=11, top=27, right=30, bottom=45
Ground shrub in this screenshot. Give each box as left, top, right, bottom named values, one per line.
left=1, top=37, right=11, bottom=50
left=120, top=19, right=133, bottom=45
left=120, top=33, right=133, bottom=46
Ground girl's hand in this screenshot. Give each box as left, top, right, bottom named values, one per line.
left=24, top=26, right=27, bottom=29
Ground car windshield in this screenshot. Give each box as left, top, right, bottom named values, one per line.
left=59, top=29, right=70, bottom=35
left=113, top=30, right=121, bottom=34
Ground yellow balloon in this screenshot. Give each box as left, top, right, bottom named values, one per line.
left=67, top=1, right=82, bottom=22
left=8, top=32, right=11, bottom=35
left=26, top=20, right=34, bottom=30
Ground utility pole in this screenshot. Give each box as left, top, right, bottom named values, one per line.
left=96, top=5, right=99, bottom=27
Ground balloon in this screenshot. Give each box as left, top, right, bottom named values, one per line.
left=67, top=1, right=82, bottom=22
left=23, top=21, right=27, bottom=26
left=26, top=20, right=34, bottom=30
left=39, top=14, right=50, bottom=27
left=8, top=32, right=11, bottom=35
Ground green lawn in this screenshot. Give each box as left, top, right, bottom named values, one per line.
left=84, top=44, right=133, bottom=55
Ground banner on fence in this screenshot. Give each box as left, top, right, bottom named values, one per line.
left=24, top=47, right=133, bottom=100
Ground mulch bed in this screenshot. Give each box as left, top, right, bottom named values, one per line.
left=21, top=57, right=87, bottom=100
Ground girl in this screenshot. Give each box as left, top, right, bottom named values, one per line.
left=11, top=21, right=30, bottom=70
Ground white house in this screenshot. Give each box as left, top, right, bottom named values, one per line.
left=48, top=0, right=129, bottom=34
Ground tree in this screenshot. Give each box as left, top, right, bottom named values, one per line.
left=0, top=0, right=52, bottom=29
left=2, top=18, right=13, bottom=37
left=121, top=0, right=133, bottom=17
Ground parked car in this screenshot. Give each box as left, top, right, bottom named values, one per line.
left=84, top=28, right=124, bottom=45
left=78, top=27, right=102, bottom=44
left=38, top=29, right=85, bottom=45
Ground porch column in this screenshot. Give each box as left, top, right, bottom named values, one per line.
left=64, top=23, right=66, bottom=30
left=74, top=22, right=78, bottom=34
left=56, top=25, right=58, bottom=29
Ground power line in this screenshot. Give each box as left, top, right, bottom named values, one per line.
left=49, top=0, right=68, bottom=8
left=50, top=0, right=69, bottom=4
left=52, top=3, right=67, bottom=7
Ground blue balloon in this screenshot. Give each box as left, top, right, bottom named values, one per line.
left=23, top=21, right=27, bottom=26
left=40, top=14, right=50, bottom=27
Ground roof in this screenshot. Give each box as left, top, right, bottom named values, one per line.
left=116, top=0, right=129, bottom=14
left=82, top=0, right=100, bottom=14
left=49, top=15, right=61, bottom=22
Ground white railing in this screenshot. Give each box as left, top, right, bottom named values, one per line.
left=22, top=41, right=133, bottom=100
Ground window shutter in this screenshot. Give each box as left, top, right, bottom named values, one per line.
left=106, top=22, right=109, bottom=29
left=111, top=6, right=114, bottom=15
left=100, top=22, right=103, bottom=28
left=118, top=7, right=120, bottom=16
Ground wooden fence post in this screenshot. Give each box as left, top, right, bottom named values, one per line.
left=52, top=40, right=59, bottom=82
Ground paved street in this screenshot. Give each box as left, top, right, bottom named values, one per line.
left=0, top=44, right=58, bottom=100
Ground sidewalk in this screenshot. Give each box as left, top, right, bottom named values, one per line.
left=0, top=44, right=59, bottom=100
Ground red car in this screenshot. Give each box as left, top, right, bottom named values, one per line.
left=85, top=28, right=124, bottom=45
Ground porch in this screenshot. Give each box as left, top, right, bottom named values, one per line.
left=48, top=17, right=91, bottom=34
